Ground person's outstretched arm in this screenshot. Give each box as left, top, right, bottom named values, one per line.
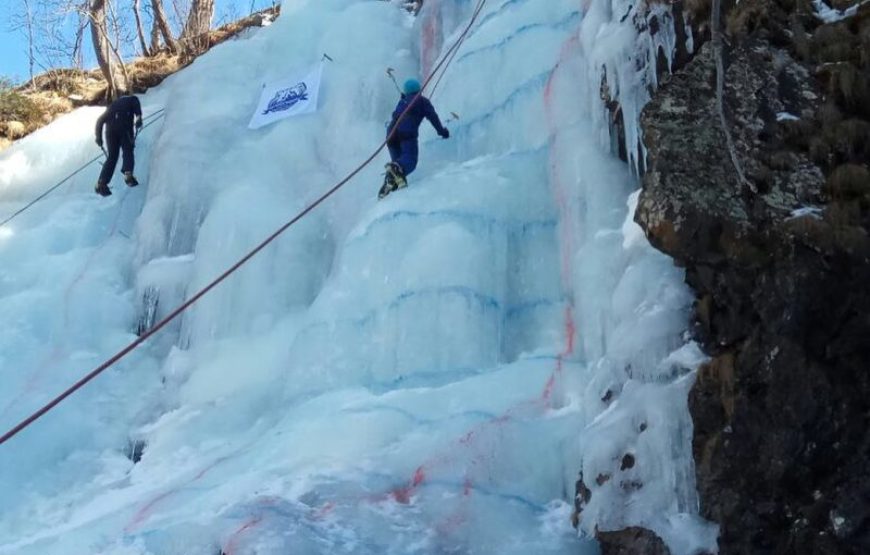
left=423, top=98, right=449, bottom=138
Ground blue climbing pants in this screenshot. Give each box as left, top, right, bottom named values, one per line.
left=387, top=136, right=419, bottom=175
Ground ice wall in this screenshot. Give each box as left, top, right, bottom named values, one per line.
left=0, top=100, right=167, bottom=525
left=0, top=0, right=715, bottom=553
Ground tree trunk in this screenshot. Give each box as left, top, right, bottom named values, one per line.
left=89, top=0, right=127, bottom=99
left=22, top=0, right=35, bottom=84
left=132, top=0, right=150, bottom=56
left=150, top=16, right=161, bottom=53
left=180, top=0, right=214, bottom=57
left=150, top=0, right=178, bottom=53
left=73, top=9, right=87, bottom=69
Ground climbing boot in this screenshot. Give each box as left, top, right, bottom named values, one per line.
left=385, top=162, right=407, bottom=190
left=124, top=171, right=139, bottom=187
left=378, top=171, right=397, bottom=200
left=95, top=181, right=112, bottom=197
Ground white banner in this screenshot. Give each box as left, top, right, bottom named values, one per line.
left=248, top=63, right=323, bottom=130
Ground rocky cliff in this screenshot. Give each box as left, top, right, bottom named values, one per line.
left=635, top=0, right=870, bottom=552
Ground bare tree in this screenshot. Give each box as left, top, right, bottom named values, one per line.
left=21, top=0, right=36, bottom=83
left=41, top=0, right=92, bottom=70
left=107, top=0, right=122, bottom=54
left=6, top=0, right=232, bottom=96
left=132, top=0, right=150, bottom=56
left=179, top=0, right=213, bottom=56
left=89, top=0, right=128, bottom=98
left=151, top=0, right=178, bottom=53
left=9, top=0, right=105, bottom=76
left=150, top=15, right=161, bottom=53
left=7, top=0, right=40, bottom=83
left=218, top=2, right=240, bottom=27
left=72, top=6, right=88, bottom=68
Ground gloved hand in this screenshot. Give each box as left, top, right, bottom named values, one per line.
left=135, top=118, right=143, bottom=130
left=439, top=128, right=450, bottom=139
left=95, top=136, right=103, bottom=148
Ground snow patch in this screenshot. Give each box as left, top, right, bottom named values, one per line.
left=812, top=0, right=869, bottom=22
left=789, top=206, right=824, bottom=219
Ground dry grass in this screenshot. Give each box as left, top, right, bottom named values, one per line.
left=126, top=52, right=187, bottom=91
left=0, top=77, right=70, bottom=141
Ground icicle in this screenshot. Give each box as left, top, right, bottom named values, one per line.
left=137, top=285, right=160, bottom=336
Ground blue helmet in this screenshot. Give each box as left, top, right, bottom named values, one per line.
left=403, top=78, right=422, bottom=95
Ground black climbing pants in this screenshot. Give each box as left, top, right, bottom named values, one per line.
left=99, top=124, right=135, bottom=185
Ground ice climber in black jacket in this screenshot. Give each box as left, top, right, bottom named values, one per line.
left=94, top=95, right=143, bottom=197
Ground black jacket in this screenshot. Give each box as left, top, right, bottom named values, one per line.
left=95, top=96, right=142, bottom=140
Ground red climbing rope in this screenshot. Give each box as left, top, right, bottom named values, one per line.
left=428, top=24, right=466, bottom=98
left=0, top=0, right=489, bottom=448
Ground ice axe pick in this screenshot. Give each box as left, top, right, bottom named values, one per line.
left=386, top=67, right=402, bottom=95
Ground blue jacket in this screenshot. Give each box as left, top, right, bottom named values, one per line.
left=95, top=95, right=142, bottom=139
left=389, top=93, right=447, bottom=140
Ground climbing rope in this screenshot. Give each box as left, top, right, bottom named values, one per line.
left=0, top=109, right=167, bottom=230
left=428, top=25, right=467, bottom=99
left=0, top=0, right=489, bottom=448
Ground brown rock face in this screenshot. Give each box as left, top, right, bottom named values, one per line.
left=636, top=1, right=870, bottom=553
left=597, top=527, right=672, bottom=555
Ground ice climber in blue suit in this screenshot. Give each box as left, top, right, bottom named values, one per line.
left=94, top=94, right=143, bottom=197
left=380, top=78, right=450, bottom=199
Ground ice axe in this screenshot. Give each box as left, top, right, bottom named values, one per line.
left=386, top=67, right=402, bottom=95
left=445, top=111, right=460, bottom=124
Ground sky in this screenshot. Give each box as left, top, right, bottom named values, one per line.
left=0, top=1, right=27, bottom=81
left=0, top=0, right=274, bottom=83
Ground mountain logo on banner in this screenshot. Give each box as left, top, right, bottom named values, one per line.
left=248, top=63, right=323, bottom=129
left=263, top=82, right=309, bottom=114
